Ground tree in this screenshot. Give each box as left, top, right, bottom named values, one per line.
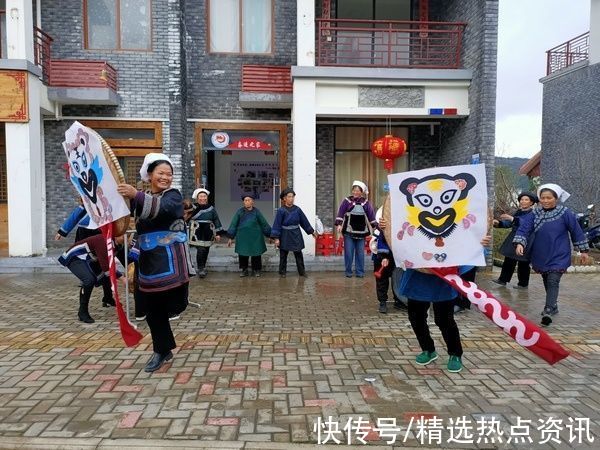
left=555, top=143, right=600, bottom=212
left=494, top=165, right=519, bottom=216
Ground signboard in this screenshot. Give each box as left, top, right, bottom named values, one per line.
left=388, top=164, right=488, bottom=268
left=203, top=130, right=279, bottom=152
left=0, top=71, right=28, bottom=122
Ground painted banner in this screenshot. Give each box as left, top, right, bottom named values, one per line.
left=230, top=161, right=278, bottom=201
left=431, top=267, right=569, bottom=365
left=63, top=121, right=130, bottom=229
left=0, top=70, right=28, bottom=122
left=388, top=164, right=487, bottom=268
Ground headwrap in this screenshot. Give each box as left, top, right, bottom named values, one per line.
left=352, top=180, right=368, bottom=195
left=517, top=191, right=538, bottom=204
left=139, top=153, right=173, bottom=182
left=538, top=183, right=570, bottom=203
left=279, top=187, right=296, bottom=200
left=241, top=193, right=256, bottom=200
left=193, top=188, right=210, bottom=200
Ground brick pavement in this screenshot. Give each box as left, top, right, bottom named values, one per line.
left=0, top=270, right=598, bottom=449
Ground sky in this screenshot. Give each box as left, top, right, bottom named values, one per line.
left=495, top=0, right=591, bottom=158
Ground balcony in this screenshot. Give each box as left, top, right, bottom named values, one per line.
left=316, top=19, right=466, bottom=69
left=47, top=60, right=119, bottom=105
left=239, top=65, right=292, bottom=109
left=546, top=32, right=589, bottom=76
left=1, top=10, right=118, bottom=105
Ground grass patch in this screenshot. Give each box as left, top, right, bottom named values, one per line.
left=493, top=227, right=511, bottom=261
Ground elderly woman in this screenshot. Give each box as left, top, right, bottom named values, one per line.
left=187, top=187, right=224, bottom=278
left=271, top=187, right=317, bottom=278
left=491, top=191, right=538, bottom=289
left=227, top=194, right=272, bottom=277
left=335, top=180, right=378, bottom=278
left=514, top=184, right=589, bottom=326
left=117, top=153, right=190, bottom=372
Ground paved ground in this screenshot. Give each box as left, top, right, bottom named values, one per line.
left=0, top=269, right=598, bottom=449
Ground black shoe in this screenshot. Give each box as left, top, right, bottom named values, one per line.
left=298, top=272, right=307, bottom=277
left=378, top=303, right=388, bottom=314
left=491, top=279, right=507, bottom=286
left=254, top=271, right=261, bottom=277
left=240, top=269, right=249, bottom=277
left=279, top=273, right=286, bottom=278
left=541, top=315, right=553, bottom=327
left=198, top=269, right=207, bottom=278
left=513, top=284, right=528, bottom=290
left=102, top=297, right=116, bottom=307
left=541, top=306, right=559, bottom=316
left=144, top=351, right=173, bottom=373
left=78, top=310, right=95, bottom=324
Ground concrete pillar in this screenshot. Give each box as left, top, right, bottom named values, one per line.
left=292, top=79, right=317, bottom=255
left=590, top=0, right=600, bottom=65
left=297, top=0, right=315, bottom=66
left=5, top=0, right=35, bottom=61
left=5, top=0, right=45, bottom=256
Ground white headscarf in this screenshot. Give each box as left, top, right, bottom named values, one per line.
left=193, top=187, right=210, bottom=200
left=139, top=153, right=173, bottom=182
left=538, top=183, right=570, bottom=203
left=352, top=180, right=368, bottom=196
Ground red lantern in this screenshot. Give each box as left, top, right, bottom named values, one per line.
left=370, top=134, right=407, bottom=172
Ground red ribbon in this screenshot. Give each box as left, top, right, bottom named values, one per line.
left=430, top=267, right=569, bottom=365
left=100, top=224, right=143, bottom=347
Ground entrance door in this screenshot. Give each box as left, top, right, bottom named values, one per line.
left=0, top=124, right=7, bottom=252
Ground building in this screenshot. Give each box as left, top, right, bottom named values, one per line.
left=0, top=0, right=498, bottom=257
left=539, top=0, right=600, bottom=212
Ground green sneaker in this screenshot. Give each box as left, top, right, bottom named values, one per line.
left=447, top=355, right=463, bottom=373
left=415, top=351, right=438, bottom=366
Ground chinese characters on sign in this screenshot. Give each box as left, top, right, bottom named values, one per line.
left=313, top=416, right=595, bottom=446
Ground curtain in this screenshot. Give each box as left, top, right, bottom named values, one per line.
left=210, top=0, right=240, bottom=52
left=242, top=0, right=271, bottom=53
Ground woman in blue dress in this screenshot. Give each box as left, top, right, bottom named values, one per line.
left=271, top=188, right=317, bottom=277
left=514, top=183, right=589, bottom=326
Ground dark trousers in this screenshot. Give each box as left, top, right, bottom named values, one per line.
left=239, top=255, right=262, bottom=271
left=499, top=257, right=531, bottom=287
left=279, top=249, right=305, bottom=275
left=455, top=267, right=477, bottom=310
left=541, top=272, right=563, bottom=310
left=407, top=299, right=463, bottom=357
left=141, top=283, right=188, bottom=355
left=69, top=259, right=113, bottom=301
left=196, top=246, right=210, bottom=270
left=374, top=255, right=399, bottom=303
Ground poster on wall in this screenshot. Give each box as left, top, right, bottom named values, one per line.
left=388, top=164, right=487, bottom=268
left=230, top=162, right=278, bottom=201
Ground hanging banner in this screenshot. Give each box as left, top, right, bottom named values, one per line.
left=63, top=121, right=130, bottom=229
left=388, top=164, right=487, bottom=268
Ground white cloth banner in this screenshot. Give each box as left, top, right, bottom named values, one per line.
left=388, top=164, right=487, bottom=268
left=63, top=121, right=130, bottom=229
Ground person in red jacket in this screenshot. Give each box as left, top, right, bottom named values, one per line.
left=58, top=234, right=120, bottom=324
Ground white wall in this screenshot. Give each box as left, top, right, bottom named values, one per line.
left=590, top=0, right=600, bottom=64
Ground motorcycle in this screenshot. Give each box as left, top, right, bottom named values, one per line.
left=577, top=204, right=600, bottom=250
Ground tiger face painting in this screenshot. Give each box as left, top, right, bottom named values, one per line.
left=399, top=173, right=477, bottom=246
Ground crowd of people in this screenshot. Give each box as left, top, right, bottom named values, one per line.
left=56, top=154, right=590, bottom=373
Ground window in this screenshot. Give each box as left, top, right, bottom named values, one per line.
left=84, top=0, right=152, bottom=50
left=209, top=0, right=272, bottom=54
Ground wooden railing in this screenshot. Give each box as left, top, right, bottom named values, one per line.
left=241, top=65, right=292, bottom=93
left=546, top=32, right=589, bottom=75
left=49, top=60, right=118, bottom=90
left=316, top=18, right=466, bottom=69
left=34, top=26, right=53, bottom=83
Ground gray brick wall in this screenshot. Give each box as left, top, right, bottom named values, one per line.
left=431, top=0, right=498, bottom=202
left=541, top=62, right=600, bottom=212
left=409, top=125, right=441, bottom=170
left=316, top=125, right=335, bottom=228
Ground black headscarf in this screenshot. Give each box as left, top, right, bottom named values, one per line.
left=517, top=191, right=538, bottom=204
left=279, top=188, right=296, bottom=200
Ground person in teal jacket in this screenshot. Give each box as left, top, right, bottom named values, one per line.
left=227, top=194, right=272, bottom=277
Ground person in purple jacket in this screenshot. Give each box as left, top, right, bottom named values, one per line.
left=335, top=180, right=378, bottom=278
left=514, top=183, right=589, bottom=326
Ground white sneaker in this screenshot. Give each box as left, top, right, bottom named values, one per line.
left=135, top=315, right=146, bottom=321
left=168, top=314, right=180, bottom=321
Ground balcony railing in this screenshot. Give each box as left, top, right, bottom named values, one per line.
left=49, top=60, right=118, bottom=91
left=316, top=19, right=466, bottom=69
left=546, top=32, right=589, bottom=75
left=1, top=10, right=53, bottom=83
left=242, top=65, right=292, bottom=93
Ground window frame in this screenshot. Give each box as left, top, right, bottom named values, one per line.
left=80, top=120, right=163, bottom=156
left=207, top=0, right=275, bottom=55
left=83, top=0, right=153, bottom=52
